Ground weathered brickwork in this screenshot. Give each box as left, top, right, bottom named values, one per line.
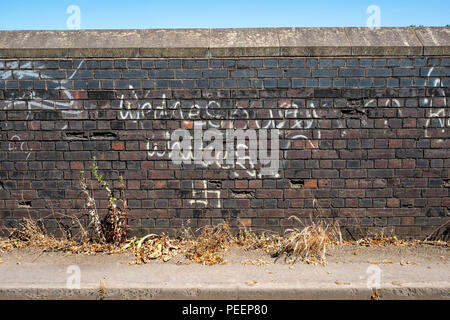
left=0, top=55, right=449, bottom=239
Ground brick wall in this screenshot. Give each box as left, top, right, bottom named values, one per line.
left=0, top=29, right=449, bottom=239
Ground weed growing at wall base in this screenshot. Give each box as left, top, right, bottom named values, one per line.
left=80, top=157, right=129, bottom=246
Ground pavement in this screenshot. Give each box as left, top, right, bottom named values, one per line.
left=0, top=245, right=448, bottom=300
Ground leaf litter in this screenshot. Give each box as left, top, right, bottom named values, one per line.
left=1, top=217, right=448, bottom=267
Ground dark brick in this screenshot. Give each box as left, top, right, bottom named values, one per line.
left=258, top=69, right=282, bottom=77
left=263, top=59, right=277, bottom=67
left=88, top=91, right=115, bottom=99
left=312, top=69, right=337, bottom=77
left=368, top=169, right=394, bottom=178
left=314, top=89, right=340, bottom=98
left=123, top=70, right=148, bottom=78
left=393, top=68, right=419, bottom=77
left=70, top=70, right=93, bottom=79
left=176, top=70, right=202, bottom=78
left=99, top=60, right=114, bottom=68
left=339, top=68, right=364, bottom=77
left=367, top=68, right=392, bottom=77
left=40, top=70, right=66, bottom=79
left=95, top=70, right=121, bottom=79
left=34, top=111, right=61, bottom=120
left=231, top=69, right=256, bottom=78
left=38, top=190, right=65, bottom=199
left=285, top=68, right=310, bottom=77
left=203, top=70, right=227, bottom=78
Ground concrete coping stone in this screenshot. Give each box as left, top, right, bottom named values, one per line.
left=0, top=27, right=448, bottom=58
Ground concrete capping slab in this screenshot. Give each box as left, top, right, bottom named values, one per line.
left=345, top=27, right=424, bottom=56
left=210, top=28, right=280, bottom=57
left=414, top=27, right=450, bottom=55
left=0, top=27, right=448, bottom=58
left=278, top=28, right=352, bottom=56
left=138, top=29, right=210, bottom=58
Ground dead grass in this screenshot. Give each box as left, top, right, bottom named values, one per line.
left=186, top=222, right=232, bottom=265
left=7, top=218, right=76, bottom=250
left=271, top=216, right=342, bottom=265
left=344, top=230, right=450, bottom=248
left=124, top=222, right=235, bottom=265
left=234, top=228, right=284, bottom=254
left=126, top=217, right=343, bottom=266
left=1, top=218, right=449, bottom=266
left=1, top=218, right=123, bottom=255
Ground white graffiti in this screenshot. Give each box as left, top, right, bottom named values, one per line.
left=131, top=93, right=321, bottom=178
left=423, top=67, right=447, bottom=137
left=8, top=134, right=33, bottom=160
left=425, top=108, right=449, bottom=138
left=188, top=180, right=221, bottom=208
left=119, top=88, right=223, bottom=123
left=10, top=61, right=86, bottom=117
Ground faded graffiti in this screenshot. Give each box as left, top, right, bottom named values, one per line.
left=8, top=134, right=33, bottom=160
left=119, top=88, right=319, bottom=178
left=188, top=180, right=222, bottom=208
left=9, top=61, right=86, bottom=117
left=424, top=67, right=448, bottom=137
left=3, top=61, right=447, bottom=181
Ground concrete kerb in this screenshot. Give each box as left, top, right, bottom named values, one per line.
left=0, top=284, right=449, bottom=300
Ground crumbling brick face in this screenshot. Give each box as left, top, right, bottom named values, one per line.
left=0, top=57, right=449, bottom=238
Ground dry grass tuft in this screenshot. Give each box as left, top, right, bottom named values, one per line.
left=343, top=229, right=450, bottom=248
left=8, top=218, right=76, bottom=250
left=186, top=222, right=232, bottom=265
left=345, top=229, right=449, bottom=248
left=3, top=218, right=123, bottom=255
left=234, top=228, right=283, bottom=254
left=273, top=216, right=342, bottom=264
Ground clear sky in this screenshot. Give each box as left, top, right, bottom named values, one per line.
left=0, top=0, right=449, bottom=30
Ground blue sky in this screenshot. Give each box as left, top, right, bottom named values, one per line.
left=1, top=0, right=449, bottom=30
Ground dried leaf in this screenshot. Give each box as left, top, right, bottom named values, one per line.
left=335, top=280, right=351, bottom=285
left=241, top=259, right=270, bottom=266
left=369, top=259, right=393, bottom=265
left=245, top=280, right=258, bottom=286
left=400, top=260, right=418, bottom=266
